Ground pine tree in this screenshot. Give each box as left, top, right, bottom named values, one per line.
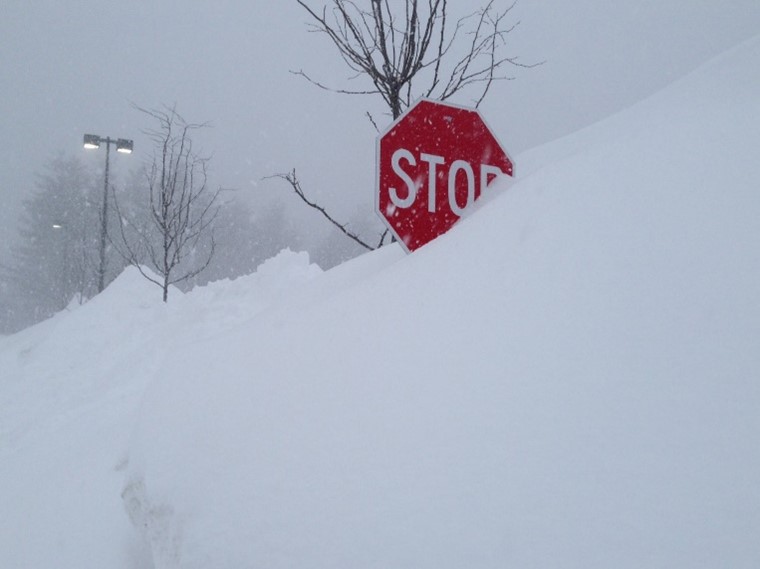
left=2, top=154, right=125, bottom=330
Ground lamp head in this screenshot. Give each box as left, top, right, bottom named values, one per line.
left=83, top=134, right=101, bottom=149
left=116, top=139, right=133, bottom=154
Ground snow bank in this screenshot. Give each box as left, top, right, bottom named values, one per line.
left=0, top=250, right=328, bottom=569
left=123, top=37, right=760, bottom=569
left=3, top=33, right=759, bottom=569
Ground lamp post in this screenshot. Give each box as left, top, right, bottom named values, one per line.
left=83, top=134, right=133, bottom=293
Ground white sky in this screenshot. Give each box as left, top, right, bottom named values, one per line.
left=1, top=0, right=759, bottom=253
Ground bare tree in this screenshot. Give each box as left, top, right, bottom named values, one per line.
left=294, top=0, right=534, bottom=119
left=115, top=106, right=220, bottom=302
left=281, top=0, right=535, bottom=250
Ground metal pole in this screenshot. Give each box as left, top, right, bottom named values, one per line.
left=97, top=137, right=111, bottom=293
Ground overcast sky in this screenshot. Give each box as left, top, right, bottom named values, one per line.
left=2, top=0, right=759, bottom=254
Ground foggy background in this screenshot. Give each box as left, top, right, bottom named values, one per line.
left=2, top=0, right=759, bottom=322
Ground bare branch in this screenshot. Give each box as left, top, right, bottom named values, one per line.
left=295, top=0, right=536, bottom=119
left=290, top=69, right=378, bottom=96
left=366, top=111, right=380, bottom=132
left=267, top=170, right=376, bottom=251
left=376, top=228, right=390, bottom=248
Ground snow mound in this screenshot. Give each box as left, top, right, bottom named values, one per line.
left=123, top=36, right=760, bottom=569
left=0, top=249, right=331, bottom=569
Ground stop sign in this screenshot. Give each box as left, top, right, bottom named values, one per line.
left=376, top=99, right=513, bottom=253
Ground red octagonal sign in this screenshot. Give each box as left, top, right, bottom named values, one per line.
left=376, top=99, right=514, bottom=253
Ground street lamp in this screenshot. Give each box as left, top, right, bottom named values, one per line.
left=83, top=133, right=133, bottom=293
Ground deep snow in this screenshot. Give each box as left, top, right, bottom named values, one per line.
left=2, top=35, right=760, bottom=569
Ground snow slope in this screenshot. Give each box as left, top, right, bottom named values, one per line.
left=0, top=254, right=329, bottom=568
left=2, top=36, right=760, bottom=569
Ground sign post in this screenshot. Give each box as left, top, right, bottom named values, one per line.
left=376, top=99, right=513, bottom=253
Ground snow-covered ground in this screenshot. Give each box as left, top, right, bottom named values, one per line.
left=2, top=35, right=759, bottom=569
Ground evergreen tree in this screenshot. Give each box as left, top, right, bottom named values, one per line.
left=2, top=154, right=126, bottom=330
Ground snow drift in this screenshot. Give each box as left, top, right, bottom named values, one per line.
left=1, top=35, right=759, bottom=569
left=124, top=36, right=760, bottom=569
